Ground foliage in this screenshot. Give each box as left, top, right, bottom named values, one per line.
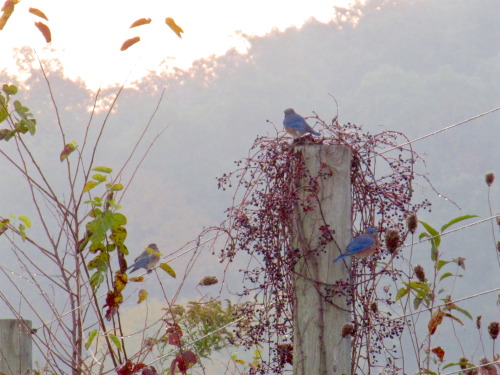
left=0, top=83, right=37, bottom=140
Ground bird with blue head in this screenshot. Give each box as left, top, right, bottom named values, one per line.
left=283, top=108, right=321, bottom=137
left=128, top=244, right=161, bottom=273
left=333, top=227, right=379, bottom=262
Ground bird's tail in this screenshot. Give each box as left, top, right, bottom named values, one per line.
left=311, top=130, right=321, bottom=136
left=333, top=254, right=345, bottom=263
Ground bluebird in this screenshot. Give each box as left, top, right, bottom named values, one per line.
left=283, top=108, right=321, bottom=137
left=128, top=244, right=161, bottom=273
left=333, top=227, right=378, bottom=262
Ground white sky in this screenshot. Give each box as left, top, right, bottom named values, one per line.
left=0, top=0, right=353, bottom=89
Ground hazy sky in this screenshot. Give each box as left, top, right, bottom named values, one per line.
left=0, top=0, right=353, bottom=88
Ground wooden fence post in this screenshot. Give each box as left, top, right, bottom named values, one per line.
left=0, top=319, right=32, bottom=375
left=293, top=144, right=352, bottom=375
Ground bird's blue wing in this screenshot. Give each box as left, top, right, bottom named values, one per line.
left=345, top=236, right=376, bottom=255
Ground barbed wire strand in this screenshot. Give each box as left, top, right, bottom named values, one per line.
left=441, top=359, right=500, bottom=375
left=29, top=233, right=220, bottom=331
left=375, top=106, right=500, bottom=156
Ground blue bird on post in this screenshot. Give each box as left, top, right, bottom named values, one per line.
left=333, top=227, right=379, bottom=262
left=283, top=108, right=321, bottom=137
left=128, top=244, right=161, bottom=273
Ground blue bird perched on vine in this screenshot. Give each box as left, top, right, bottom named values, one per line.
left=283, top=108, right=321, bottom=137
left=333, top=227, right=379, bottom=262
left=128, top=244, right=161, bottom=273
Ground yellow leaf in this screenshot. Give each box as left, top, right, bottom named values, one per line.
left=159, top=262, right=176, bottom=278
left=29, top=7, right=48, bottom=20
left=34, top=21, right=51, bottom=42
left=165, top=17, right=183, bottom=38
left=137, top=289, right=148, bottom=303
left=120, top=36, right=140, bottom=51
left=129, top=276, right=144, bottom=282
left=83, top=180, right=99, bottom=193
left=129, top=17, right=151, bottom=28
left=0, top=0, right=20, bottom=30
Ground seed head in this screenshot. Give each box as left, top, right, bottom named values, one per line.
left=198, top=276, right=219, bottom=286
left=488, top=321, right=499, bottom=340
left=406, top=213, right=418, bottom=234
left=385, top=228, right=400, bottom=255
left=341, top=323, right=356, bottom=338
left=414, top=264, right=426, bottom=282
left=485, top=172, right=495, bottom=186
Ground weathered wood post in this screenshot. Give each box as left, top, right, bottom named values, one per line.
left=0, top=319, right=32, bottom=375
left=293, top=144, right=352, bottom=375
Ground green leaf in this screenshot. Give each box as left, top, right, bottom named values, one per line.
left=24, top=118, right=36, bottom=135
left=92, top=166, right=113, bottom=173
left=85, top=329, right=99, bottom=349
left=440, top=215, right=479, bottom=233
left=0, top=107, right=7, bottom=123
left=395, top=287, right=409, bottom=301
left=18, top=215, right=31, bottom=228
left=160, top=263, right=176, bottom=278
left=89, top=271, right=104, bottom=290
left=453, top=305, right=473, bottom=320
left=83, top=180, right=101, bottom=193
left=108, top=333, right=122, bottom=350
left=2, top=84, right=17, bottom=96
left=439, top=272, right=453, bottom=282
left=413, top=296, right=423, bottom=309
left=110, top=183, right=124, bottom=191
left=92, top=173, right=107, bottom=182
left=13, top=100, right=30, bottom=116
left=436, top=260, right=449, bottom=271
left=111, top=213, right=127, bottom=227
left=419, top=220, right=441, bottom=248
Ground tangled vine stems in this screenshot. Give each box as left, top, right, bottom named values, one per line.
left=214, top=115, right=431, bottom=373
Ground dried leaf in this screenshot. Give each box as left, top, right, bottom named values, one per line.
left=29, top=7, right=48, bottom=20
left=428, top=307, right=444, bottom=335
left=130, top=17, right=151, bottom=28
left=0, top=0, right=19, bottom=30
left=120, top=36, right=140, bottom=51
left=137, top=289, right=148, bottom=304
left=60, top=143, right=76, bottom=161
left=34, top=21, right=51, bottom=42
left=165, top=17, right=183, bottom=38
left=431, top=346, right=445, bottom=362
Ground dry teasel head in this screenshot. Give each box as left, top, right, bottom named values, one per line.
left=341, top=323, right=356, bottom=338
left=406, top=213, right=418, bottom=234
left=414, top=264, right=426, bottom=282
left=485, top=172, right=495, bottom=186
left=385, top=228, right=400, bottom=255
left=488, top=321, right=499, bottom=340
left=198, top=276, right=219, bottom=286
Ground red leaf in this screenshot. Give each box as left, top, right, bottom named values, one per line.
left=34, top=21, right=51, bottom=42
left=130, top=17, right=151, bottom=28
left=120, top=36, right=140, bottom=51
left=29, top=7, right=48, bottom=20
left=431, top=346, right=445, bottom=362
left=170, top=350, right=197, bottom=374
